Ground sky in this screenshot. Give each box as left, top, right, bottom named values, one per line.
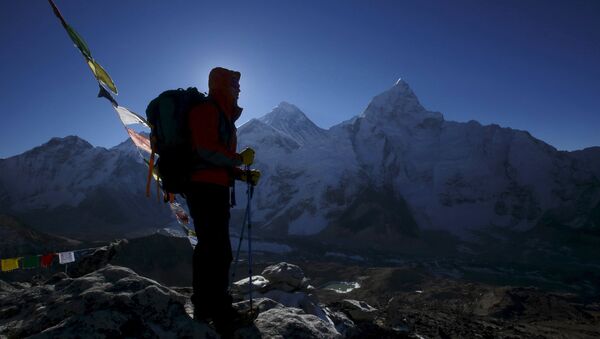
left=1, top=0, right=599, bottom=158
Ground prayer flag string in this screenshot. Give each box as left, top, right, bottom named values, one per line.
left=46, top=0, right=195, bottom=248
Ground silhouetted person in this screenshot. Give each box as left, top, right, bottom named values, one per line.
left=185, top=67, right=260, bottom=336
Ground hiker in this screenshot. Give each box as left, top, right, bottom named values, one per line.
left=185, top=67, right=260, bottom=335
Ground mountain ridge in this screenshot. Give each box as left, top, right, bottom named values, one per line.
left=2, top=80, right=599, bottom=253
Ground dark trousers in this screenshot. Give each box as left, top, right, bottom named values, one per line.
left=185, top=182, right=233, bottom=315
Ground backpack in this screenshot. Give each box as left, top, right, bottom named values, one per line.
left=145, top=87, right=207, bottom=195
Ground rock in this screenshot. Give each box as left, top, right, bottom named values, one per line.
left=43, top=272, right=69, bottom=285
left=324, top=307, right=356, bottom=338
left=67, top=240, right=126, bottom=278
left=231, top=275, right=271, bottom=299
left=0, top=265, right=215, bottom=338
left=0, top=280, right=17, bottom=293
left=255, top=290, right=332, bottom=324
left=253, top=307, right=341, bottom=339
left=261, top=262, right=305, bottom=292
left=339, top=299, right=378, bottom=322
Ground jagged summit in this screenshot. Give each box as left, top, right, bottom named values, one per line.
left=260, top=102, right=312, bottom=126
left=361, top=79, right=443, bottom=124
left=20, top=135, right=94, bottom=158
left=258, top=102, right=327, bottom=145
left=46, top=135, right=93, bottom=148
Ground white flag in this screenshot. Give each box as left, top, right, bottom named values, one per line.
left=58, top=251, right=75, bottom=264
left=115, top=106, right=149, bottom=127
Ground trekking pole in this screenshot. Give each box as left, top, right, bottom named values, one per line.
left=246, top=166, right=254, bottom=313
left=229, top=193, right=249, bottom=289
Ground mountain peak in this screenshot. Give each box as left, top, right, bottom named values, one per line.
left=22, top=136, right=94, bottom=157
left=362, top=79, right=442, bottom=123
left=260, top=102, right=310, bottom=125
left=257, top=102, right=327, bottom=145
left=277, top=101, right=301, bottom=111
left=394, top=77, right=410, bottom=87
left=45, top=135, right=93, bottom=149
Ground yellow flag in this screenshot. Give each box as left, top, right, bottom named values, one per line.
left=86, top=59, right=118, bottom=94
left=1, top=258, right=21, bottom=272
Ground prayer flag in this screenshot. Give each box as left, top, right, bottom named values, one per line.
left=21, top=256, right=40, bottom=269
left=58, top=251, right=75, bottom=264
left=40, top=253, right=55, bottom=268
left=1, top=258, right=21, bottom=272
left=170, top=202, right=190, bottom=225
left=188, top=235, right=198, bottom=247
left=48, top=0, right=117, bottom=94
left=47, top=0, right=91, bottom=60
left=66, top=24, right=92, bottom=60
left=126, top=128, right=152, bottom=154
left=116, top=106, right=149, bottom=127
left=98, top=84, right=119, bottom=107
left=86, top=59, right=118, bottom=94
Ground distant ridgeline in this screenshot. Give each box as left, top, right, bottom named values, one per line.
left=1, top=81, right=599, bottom=261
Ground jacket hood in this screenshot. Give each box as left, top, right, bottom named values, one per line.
left=208, top=67, right=243, bottom=122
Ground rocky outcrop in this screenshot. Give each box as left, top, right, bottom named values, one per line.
left=260, top=262, right=309, bottom=291
left=0, top=261, right=371, bottom=338
left=4, top=254, right=596, bottom=338
left=232, top=262, right=339, bottom=335
left=253, top=307, right=341, bottom=339
left=0, top=265, right=215, bottom=338
left=67, top=240, right=126, bottom=278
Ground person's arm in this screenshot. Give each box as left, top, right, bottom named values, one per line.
left=189, top=104, right=242, bottom=167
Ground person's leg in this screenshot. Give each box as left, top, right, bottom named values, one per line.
left=186, top=182, right=214, bottom=317
left=186, top=182, right=232, bottom=319
left=203, top=183, right=233, bottom=311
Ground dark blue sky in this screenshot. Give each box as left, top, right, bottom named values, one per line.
left=1, top=0, right=599, bottom=158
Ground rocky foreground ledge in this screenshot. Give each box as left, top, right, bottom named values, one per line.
left=1, top=244, right=599, bottom=338
left=0, top=262, right=394, bottom=338
left=0, top=266, right=216, bottom=338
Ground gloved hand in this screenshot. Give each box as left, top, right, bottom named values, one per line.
left=238, top=169, right=261, bottom=186
left=238, top=147, right=255, bottom=166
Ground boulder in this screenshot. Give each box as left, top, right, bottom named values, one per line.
left=324, top=307, right=357, bottom=338
left=261, top=262, right=306, bottom=292
left=253, top=307, right=341, bottom=339
left=255, top=290, right=331, bottom=324
left=231, top=275, right=271, bottom=299
left=0, top=265, right=215, bottom=338
left=67, top=240, right=127, bottom=278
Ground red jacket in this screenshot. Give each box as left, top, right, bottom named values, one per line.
left=189, top=68, right=243, bottom=187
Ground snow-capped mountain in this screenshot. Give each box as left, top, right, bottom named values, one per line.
left=258, top=102, right=328, bottom=146
left=0, top=136, right=172, bottom=240
left=236, top=80, right=600, bottom=250
left=2, top=80, right=599, bottom=252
